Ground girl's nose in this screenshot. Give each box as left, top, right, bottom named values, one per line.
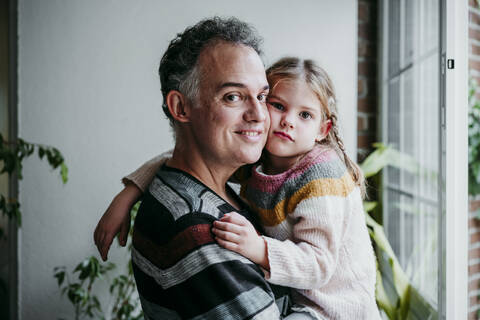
left=280, top=117, right=294, bottom=129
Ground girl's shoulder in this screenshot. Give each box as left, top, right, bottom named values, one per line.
left=301, top=145, right=349, bottom=180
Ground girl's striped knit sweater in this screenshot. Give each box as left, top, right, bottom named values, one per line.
left=241, top=145, right=381, bottom=319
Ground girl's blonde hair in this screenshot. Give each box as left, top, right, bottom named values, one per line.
left=266, top=57, right=366, bottom=197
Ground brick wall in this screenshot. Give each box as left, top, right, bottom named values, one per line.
left=470, top=198, right=480, bottom=320
left=357, top=0, right=378, bottom=162
left=469, top=1, right=480, bottom=319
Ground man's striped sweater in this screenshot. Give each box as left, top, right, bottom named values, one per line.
left=131, top=165, right=280, bottom=320
left=240, top=145, right=381, bottom=319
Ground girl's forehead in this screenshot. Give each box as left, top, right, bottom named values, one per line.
left=269, top=78, right=317, bottom=99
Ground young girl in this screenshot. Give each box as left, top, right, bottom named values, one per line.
left=94, top=58, right=381, bottom=319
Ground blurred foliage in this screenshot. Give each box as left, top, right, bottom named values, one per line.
left=360, top=143, right=438, bottom=319
left=0, top=133, right=68, bottom=236
left=469, top=79, right=480, bottom=197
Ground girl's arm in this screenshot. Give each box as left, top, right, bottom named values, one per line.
left=93, top=151, right=172, bottom=261
left=259, top=195, right=346, bottom=289
left=213, top=193, right=349, bottom=290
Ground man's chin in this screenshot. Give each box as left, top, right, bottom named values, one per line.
left=238, top=151, right=263, bottom=165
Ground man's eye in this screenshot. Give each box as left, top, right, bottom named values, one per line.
left=257, top=93, right=267, bottom=102
left=269, top=102, right=284, bottom=111
left=299, top=111, right=312, bottom=119
left=225, top=94, right=241, bottom=102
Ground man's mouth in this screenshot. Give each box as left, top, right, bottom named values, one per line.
left=235, top=130, right=264, bottom=141
left=273, top=131, right=294, bottom=141
left=237, top=130, right=261, bottom=137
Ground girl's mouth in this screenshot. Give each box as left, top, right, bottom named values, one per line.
left=273, top=131, right=294, bottom=142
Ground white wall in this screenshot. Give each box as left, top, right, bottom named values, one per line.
left=17, top=0, right=357, bottom=318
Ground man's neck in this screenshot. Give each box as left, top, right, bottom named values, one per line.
left=166, top=145, right=240, bottom=209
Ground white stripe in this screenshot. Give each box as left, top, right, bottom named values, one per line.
left=191, top=286, right=279, bottom=320
left=132, top=244, right=253, bottom=289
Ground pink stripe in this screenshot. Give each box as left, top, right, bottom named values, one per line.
left=248, top=148, right=338, bottom=194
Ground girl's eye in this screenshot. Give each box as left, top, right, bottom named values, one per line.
left=299, top=111, right=312, bottom=119
left=225, top=94, right=241, bottom=102
left=269, top=102, right=285, bottom=111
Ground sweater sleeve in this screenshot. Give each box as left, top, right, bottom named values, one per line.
left=262, top=194, right=349, bottom=290
left=122, top=150, right=172, bottom=192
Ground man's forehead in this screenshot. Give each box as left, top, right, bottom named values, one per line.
left=198, top=42, right=267, bottom=88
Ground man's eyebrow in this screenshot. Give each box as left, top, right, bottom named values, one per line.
left=217, top=83, right=270, bottom=91
left=218, top=82, right=246, bottom=90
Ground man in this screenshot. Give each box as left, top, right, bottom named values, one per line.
left=94, top=17, right=281, bottom=319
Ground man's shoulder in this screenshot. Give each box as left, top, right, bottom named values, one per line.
left=146, top=166, right=234, bottom=220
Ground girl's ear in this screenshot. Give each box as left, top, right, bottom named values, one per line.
left=315, top=120, right=332, bottom=143
left=166, top=90, right=191, bottom=123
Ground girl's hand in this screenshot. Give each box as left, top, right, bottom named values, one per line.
left=93, top=183, right=142, bottom=261
left=212, top=212, right=269, bottom=270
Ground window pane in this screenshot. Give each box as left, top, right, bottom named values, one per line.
left=382, top=0, right=440, bottom=310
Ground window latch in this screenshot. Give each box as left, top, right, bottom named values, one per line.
left=447, top=59, right=454, bottom=69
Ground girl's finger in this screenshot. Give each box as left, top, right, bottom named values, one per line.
left=215, top=237, right=240, bottom=253
left=213, top=220, right=243, bottom=234
left=220, top=212, right=246, bottom=225
left=211, top=227, right=241, bottom=243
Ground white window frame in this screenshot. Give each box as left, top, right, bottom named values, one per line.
left=443, top=0, right=468, bottom=318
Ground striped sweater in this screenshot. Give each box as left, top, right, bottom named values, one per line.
left=126, top=147, right=381, bottom=319
left=131, top=165, right=280, bottom=320
left=241, top=145, right=381, bottom=319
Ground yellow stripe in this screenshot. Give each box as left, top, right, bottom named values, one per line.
left=253, top=172, right=356, bottom=227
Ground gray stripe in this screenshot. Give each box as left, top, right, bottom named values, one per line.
left=159, top=169, right=208, bottom=211
left=132, top=244, right=253, bottom=289
left=244, top=158, right=347, bottom=210
left=149, top=178, right=190, bottom=220
left=191, top=286, right=280, bottom=320
left=198, top=191, right=224, bottom=217
left=156, top=169, right=228, bottom=218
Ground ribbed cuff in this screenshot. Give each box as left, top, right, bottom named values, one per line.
left=121, top=150, right=172, bottom=192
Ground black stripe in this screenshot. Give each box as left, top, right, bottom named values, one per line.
left=132, top=260, right=274, bottom=319
left=134, top=192, right=177, bottom=244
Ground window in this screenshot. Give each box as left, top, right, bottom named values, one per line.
left=380, top=0, right=440, bottom=306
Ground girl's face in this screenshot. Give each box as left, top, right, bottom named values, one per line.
left=265, top=79, right=330, bottom=162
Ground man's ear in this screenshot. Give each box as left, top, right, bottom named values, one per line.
left=166, top=90, right=191, bottom=123
left=315, top=120, right=332, bottom=143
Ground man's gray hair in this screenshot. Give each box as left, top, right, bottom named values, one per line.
left=159, top=17, right=263, bottom=127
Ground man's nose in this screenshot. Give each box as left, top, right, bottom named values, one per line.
left=244, top=98, right=267, bottom=122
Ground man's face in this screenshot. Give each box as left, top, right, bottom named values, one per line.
left=188, top=42, right=270, bottom=168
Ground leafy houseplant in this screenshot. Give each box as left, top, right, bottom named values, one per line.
left=360, top=143, right=438, bottom=319
left=54, top=203, right=143, bottom=320
left=0, top=134, right=68, bottom=318
left=0, top=134, right=68, bottom=236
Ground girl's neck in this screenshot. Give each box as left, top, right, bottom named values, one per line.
left=262, top=151, right=308, bottom=175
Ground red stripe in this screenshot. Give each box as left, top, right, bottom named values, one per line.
left=133, top=224, right=215, bottom=269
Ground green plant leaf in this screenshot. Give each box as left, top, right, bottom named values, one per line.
left=60, top=163, right=68, bottom=184
left=363, top=201, right=378, bottom=212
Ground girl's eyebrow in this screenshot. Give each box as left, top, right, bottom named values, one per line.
left=267, top=94, right=284, bottom=102
left=268, top=94, right=320, bottom=113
